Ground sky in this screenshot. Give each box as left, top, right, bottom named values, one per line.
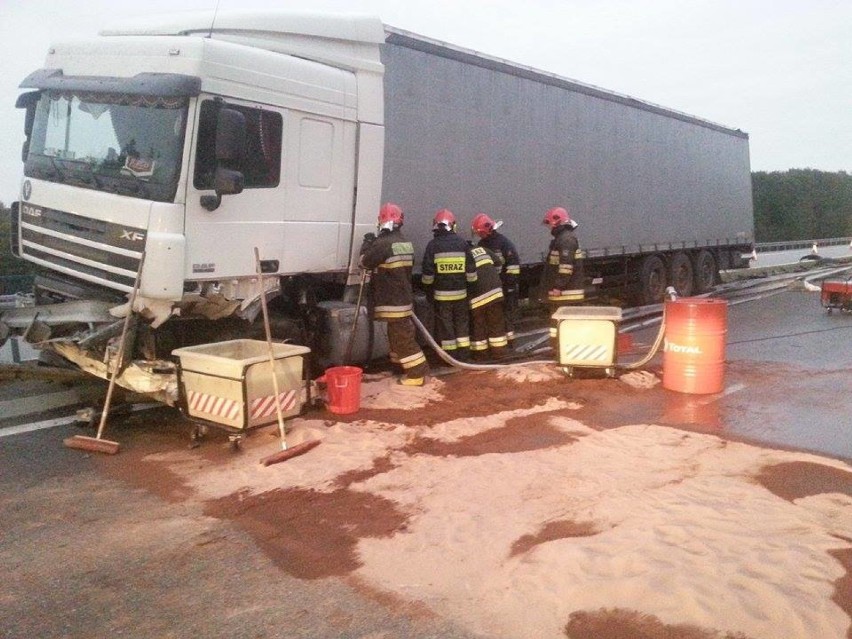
left=0, top=0, right=849, bottom=205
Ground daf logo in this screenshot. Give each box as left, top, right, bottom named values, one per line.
left=21, top=204, right=42, bottom=217
left=120, top=230, right=146, bottom=242
left=22, top=180, right=32, bottom=201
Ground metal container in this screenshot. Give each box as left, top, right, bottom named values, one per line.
left=172, top=339, right=310, bottom=431
left=315, top=301, right=390, bottom=368
left=663, top=298, right=728, bottom=394
left=552, top=305, right=622, bottom=375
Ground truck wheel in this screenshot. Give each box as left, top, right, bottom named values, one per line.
left=692, top=250, right=717, bottom=293
left=640, top=255, right=667, bottom=305
left=669, top=252, right=694, bottom=297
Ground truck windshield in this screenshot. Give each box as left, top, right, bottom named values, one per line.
left=24, top=90, right=187, bottom=202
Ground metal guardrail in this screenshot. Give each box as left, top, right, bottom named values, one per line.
left=0, top=293, right=35, bottom=311
left=755, top=237, right=852, bottom=252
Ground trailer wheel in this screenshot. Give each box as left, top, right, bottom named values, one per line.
left=669, top=252, right=694, bottom=297
left=640, top=255, right=667, bottom=305
left=692, top=250, right=717, bottom=293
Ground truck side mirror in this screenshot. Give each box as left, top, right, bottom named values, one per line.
left=214, top=167, right=244, bottom=196
left=15, top=91, right=40, bottom=162
left=201, top=108, right=247, bottom=211
left=15, top=91, right=40, bottom=135
left=215, top=108, right=247, bottom=164
left=200, top=167, right=245, bottom=211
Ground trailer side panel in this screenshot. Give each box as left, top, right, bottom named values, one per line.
left=380, top=35, right=753, bottom=269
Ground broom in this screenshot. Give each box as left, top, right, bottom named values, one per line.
left=343, top=268, right=368, bottom=365
left=255, top=248, right=320, bottom=466
left=64, top=253, right=146, bottom=455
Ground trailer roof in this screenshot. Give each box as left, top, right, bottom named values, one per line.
left=101, top=10, right=385, bottom=45
left=99, top=10, right=746, bottom=139
left=384, top=26, right=748, bottom=140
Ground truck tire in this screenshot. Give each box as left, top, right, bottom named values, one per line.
left=692, top=250, right=717, bottom=293
left=669, top=252, right=694, bottom=297
left=640, top=255, right=667, bottom=305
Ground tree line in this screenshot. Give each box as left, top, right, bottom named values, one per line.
left=1, top=169, right=850, bottom=286
left=752, top=169, right=852, bottom=242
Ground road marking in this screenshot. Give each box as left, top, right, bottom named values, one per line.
left=0, top=389, right=85, bottom=420
left=0, top=403, right=162, bottom=439
left=0, top=415, right=79, bottom=438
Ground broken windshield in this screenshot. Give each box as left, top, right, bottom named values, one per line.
left=25, top=90, right=188, bottom=202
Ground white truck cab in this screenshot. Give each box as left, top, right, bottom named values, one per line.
left=15, top=11, right=386, bottom=319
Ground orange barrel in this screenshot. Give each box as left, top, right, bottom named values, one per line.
left=321, top=366, right=363, bottom=414
left=662, top=298, right=728, bottom=394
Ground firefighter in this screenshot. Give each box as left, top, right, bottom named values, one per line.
left=541, top=206, right=585, bottom=346
left=421, top=209, right=477, bottom=360
left=471, top=212, right=521, bottom=342
left=467, top=242, right=509, bottom=360
left=359, top=203, right=428, bottom=386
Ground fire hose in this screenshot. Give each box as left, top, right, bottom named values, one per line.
left=410, top=288, right=675, bottom=374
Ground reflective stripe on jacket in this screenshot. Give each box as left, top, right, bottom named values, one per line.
left=468, top=245, right=504, bottom=309
left=360, top=228, right=415, bottom=319
left=541, top=225, right=585, bottom=303
left=478, top=230, right=520, bottom=287
left=422, top=230, right=477, bottom=302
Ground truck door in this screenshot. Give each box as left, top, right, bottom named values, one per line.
left=184, top=96, right=356, bottom=281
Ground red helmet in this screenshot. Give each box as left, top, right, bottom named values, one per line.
left=471, top=212, right=496, bottom=238
left=543, top=206, right=577, bottom=230
left=378, top=202, right=404, bottom=230
left=433, top=208, right=457, bottom=232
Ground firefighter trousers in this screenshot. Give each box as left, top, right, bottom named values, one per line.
left=503, top=285, right=518, bottom=341
left=433, top=299, right=471, bottom=357
left=386, top=318, right=428, bottom=379
left=470, top=300, right=508, bottom=359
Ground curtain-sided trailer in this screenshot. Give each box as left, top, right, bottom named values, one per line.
left=380, top=28, right=754, bottom=304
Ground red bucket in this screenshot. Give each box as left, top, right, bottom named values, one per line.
left=320, top=366, right=363, bottom=414
left=663, top=298, right=728, bottom=394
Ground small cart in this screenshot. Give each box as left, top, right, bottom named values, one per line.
left=172, top=339, right=312, bottom=447
left=551, top=306, right=622, bottom=377
left=820, top=277, right=852, bottom=313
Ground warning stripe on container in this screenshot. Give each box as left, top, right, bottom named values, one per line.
left=250, top=390, right=297, bottom=420
left=187, top=390, right=241, bottom=421
left=562, top=344, right=609, bottom=362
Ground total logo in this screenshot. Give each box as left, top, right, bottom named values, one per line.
left=663, top=338, right=702, bottom=355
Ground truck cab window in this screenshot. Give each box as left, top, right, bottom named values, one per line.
left=194, top=100, right=282, bottom=190
left=24, top=91, right=188, bottom=202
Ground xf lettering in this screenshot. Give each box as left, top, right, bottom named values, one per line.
left=120, top=230, right=146, bottom=242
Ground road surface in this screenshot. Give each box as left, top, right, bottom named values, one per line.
left=0, top=286, right=849, bottom=639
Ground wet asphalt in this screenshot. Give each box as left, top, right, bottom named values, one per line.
left=0, top=285, right=850, bottom=639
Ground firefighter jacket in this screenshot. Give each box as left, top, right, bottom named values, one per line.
left=478, top=230, right=520, bottom=289
left=360, top=228, right=415, bottom=320
left=421, top=230, right=477, bottom=302
left=468, top=245, right=504, bottom=309
left=542, top=225, right=585, bottom=303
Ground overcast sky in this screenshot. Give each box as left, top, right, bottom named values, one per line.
left=0, top=0, right=849, bottom=205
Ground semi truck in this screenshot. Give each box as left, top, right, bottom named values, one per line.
left=4, top=10, right=753, bottom=390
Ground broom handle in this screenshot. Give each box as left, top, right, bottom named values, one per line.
left=255, top=248, right=287, bottom=450
left=344, top=269, right=367, bottom=365
left=95, top=252, right=145, bottom=441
